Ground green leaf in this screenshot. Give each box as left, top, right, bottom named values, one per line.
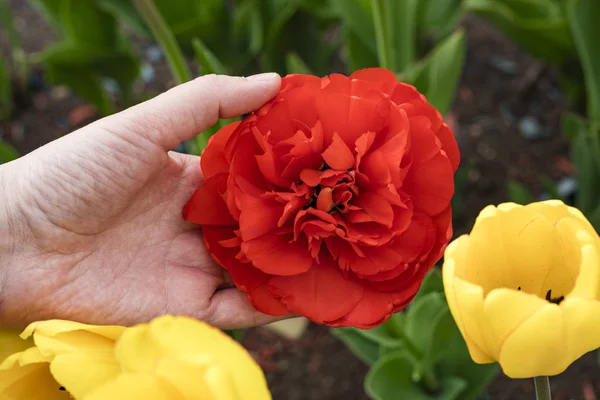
left=507, top=180, right=535, bottom=204
left=572, top=127, right=600, bottom=214
left=407, top=29, right=466, bottom=115
left=387, top=0, right=419, bottom=72
left=417, top=0, right=464, bottom=41
left=153, top=0, right=229, bottom=51
left=285, top=52, right=313, bottom=74
left=29, top=0, right=64, bottom=30
left=224, top=329, right=245, bottom=343
left=540, top=176, right=562, bottom=200
left=412, top=268, right=444, bottom=304
left=567, top=0, right=600, bottom=122
left=451, top=164, right=470, bottom=217
left=365, top=351, right=467, bottom=400
left=405, top=292, right=456, bottom=371
left=0, top=140, right=19, bottom=164
left=333, top=0, right=376, bottom=55
left=332, top=327, right=381, bottom=366
left=437, top=334, right=499, bottom=400
left=60, top=0, right=118, bottom=49
left=192, top=37, right=227, bottom=75
left=561, top=111, right=588, bottom=144
left=344, top=27, right=379, bottom=71
left=41, top=43, right=139, bottom=115
left=465, top=0, right=573, bottom=64
left=356, top=324, right=403, bottom=348
left=0, top=57, right=12, bottom=121
left=98, top=0, right=149, bottom=35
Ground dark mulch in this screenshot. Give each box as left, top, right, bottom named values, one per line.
left=1, top=2, right=597, bottom=399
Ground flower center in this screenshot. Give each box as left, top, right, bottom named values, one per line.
left=300, top=164, right=358, bottom=214
left=517, top=286, right=565, bottom=304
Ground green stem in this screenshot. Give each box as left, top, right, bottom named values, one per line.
left=133, top=0, right=192, bottom=84
left=394, top=327, right=440, bottom=393
left=370, top=0, right=390, bottom=70
left=534, top=376, right=551, bottom=400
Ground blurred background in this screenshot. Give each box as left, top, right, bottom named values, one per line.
left=1, top=0, right=599, bottom=399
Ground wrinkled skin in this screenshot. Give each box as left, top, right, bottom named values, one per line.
left=0, top=73, right=285, bottom=329
left=185, top=69, right=460, bottom=328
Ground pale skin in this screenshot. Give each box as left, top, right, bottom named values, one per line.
left=0, top=73, right=285, bottom=329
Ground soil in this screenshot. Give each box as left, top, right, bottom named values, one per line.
left=1, top=2, right=598, bottom=399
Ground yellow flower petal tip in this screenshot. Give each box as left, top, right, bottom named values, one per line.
left=1, top=316, right=271, bottom=400
left=443, top=201, right=600, bottom=378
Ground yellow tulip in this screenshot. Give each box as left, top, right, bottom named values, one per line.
left=82, top=316, right=272, bottom=400
left=443, top=200, right=600, bottom=378
left=0, top=316, right=271, bottom=400
left=0, top=321, right=125, bottom=399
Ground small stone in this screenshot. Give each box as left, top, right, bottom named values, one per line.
left=519, top=117, right=548, bottom=140
left=50, top=86, right=70, bottom=101
left=68, top=105, right=97, bottom=127
left=146, top=46, right=163, bottom=63
left=102, top=78, right=119, bottom=94
left=141, top=63, right=155, bottom=83
left=489, top=56, right=517, bottom=74
left=556, top=176, right=577, bottom=199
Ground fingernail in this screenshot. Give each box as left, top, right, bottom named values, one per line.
left=246, top=72, right=279, bottom=82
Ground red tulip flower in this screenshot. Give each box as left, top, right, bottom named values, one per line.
left=184, top=68, right=460, bottom=328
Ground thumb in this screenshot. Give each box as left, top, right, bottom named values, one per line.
left=95, top=73, right=281, bottom=151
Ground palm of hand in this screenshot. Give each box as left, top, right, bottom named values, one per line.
left=0, top=74, right=282, bottom=329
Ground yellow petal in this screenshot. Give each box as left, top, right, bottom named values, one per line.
left=34, top=330, right=117, bottom=358
left=22, top=320, right=125, bottom=342
left=50, top=353, right=121, bottom=399
left=569, top=240, right=600, bottom=300
left=205, top=364, right=243, bottom=400
left=84, top=374, right=184, bottom=400
left=445, top=269, right=494, bottom=364
left=0, top=330, right=32, bottom=364
left=0, top=347, right=52, bottom=370
left=497, top=303, right=566, bottom=378
left=561, top=298, right=600, bottom=364
left=443, top=235, right=469, bottom=335
left=154, top=356, right=213, bottom=400
left=115, top=316, right=271, bottom=398
left=0, top=362, right=71, bottom=400
left=483, top=288, right=547, bottom=359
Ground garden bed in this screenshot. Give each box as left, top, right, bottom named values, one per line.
left=1, top=1, right=598, bottom=399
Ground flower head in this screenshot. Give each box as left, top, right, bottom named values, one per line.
left=0, top=316, right=270, bottom=399
left=0, top=320, right=125, bottom=399
left=184, top=68, right=459, bottom=328
left=443, top=200, right=600, bottom=378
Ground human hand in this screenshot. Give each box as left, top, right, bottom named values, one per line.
left=0, top=73, right=283, bottom=329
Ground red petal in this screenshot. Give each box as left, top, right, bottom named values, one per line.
left=204, top=226, right=289, bottom=316
left=331, top=290, right=393, bottom=329
left=408, top=116, right=441, bottom=163
left=435, top=124, right=460, bottom=171
left=403, top=152, right=454, bottom=216
left=322, top=132, right=355, bottom=171
left=183, top=174, right=236, bottom=225
left=247, top=283, right=290, bottom=316
left=354, top=192, right=394, bottom=228
left=241, top=232, right=313, bottom=276
left=269, top=258, right=364, bottom=323
left=238, top=196, right=285, bottom=241
left=316, top=77, right=390, bottom=146
left=201, top=121, right=240, bottom=179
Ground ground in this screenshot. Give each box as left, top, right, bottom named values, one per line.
left=1, top=2, right=598, bottom=399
